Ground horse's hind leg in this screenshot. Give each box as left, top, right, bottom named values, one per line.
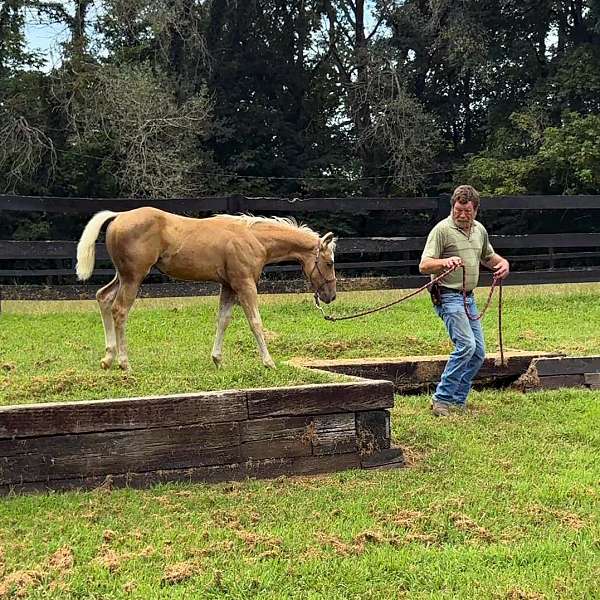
left=112, top=275, right=143, bottom=370
left=211, top=284, right=236, bottom=368
left=96, top=274, right=120, bottom=369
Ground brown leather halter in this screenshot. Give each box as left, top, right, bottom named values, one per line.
left=303, top=244, right=336, bottom=300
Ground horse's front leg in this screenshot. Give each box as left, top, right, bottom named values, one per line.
left=236, top=281, right=276, bottom=369
left=211, top=284, right=236, bottom=368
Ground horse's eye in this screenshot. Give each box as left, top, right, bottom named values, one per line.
left=327, top=262, right=334, bottom=267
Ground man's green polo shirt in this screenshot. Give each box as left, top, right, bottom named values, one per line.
left=421, top=216, right=495, bottom=292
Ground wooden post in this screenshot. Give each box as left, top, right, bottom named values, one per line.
left=435, top=194, right=450, bottom=222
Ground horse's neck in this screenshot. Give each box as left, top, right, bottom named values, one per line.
left=253, top=225, right=317, bottom=264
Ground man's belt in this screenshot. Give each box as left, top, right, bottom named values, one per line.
left=440, top=286, right=473, bottom=296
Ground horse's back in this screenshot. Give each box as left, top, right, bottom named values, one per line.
left=106, top=208, right=256, bottom=282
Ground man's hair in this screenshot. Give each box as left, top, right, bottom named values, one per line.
left=451, top=185, right=480, bottom=209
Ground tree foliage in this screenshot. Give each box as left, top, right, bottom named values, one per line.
left=1, top=0, right=599, bottom=198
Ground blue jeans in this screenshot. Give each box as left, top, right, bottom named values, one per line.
left=433, top=292, right=486, bottom=407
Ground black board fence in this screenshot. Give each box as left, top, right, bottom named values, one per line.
left=2, top=194, right=600, bottom=303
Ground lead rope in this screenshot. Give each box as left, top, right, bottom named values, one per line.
left=313, top=263, right=461, bottom=322
left=314, top=265, right=506, bottom=367
left=461, top=268, right=506, bottom=367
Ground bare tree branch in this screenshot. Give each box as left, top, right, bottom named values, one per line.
left=0, top=114, right=56, bottom=191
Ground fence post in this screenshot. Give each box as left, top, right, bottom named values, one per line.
left=435, top=194, right=450, bottom=222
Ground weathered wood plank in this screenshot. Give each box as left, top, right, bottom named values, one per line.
left=242, top=439, right=311, bottom=460
left=241, top=413, right=355, bottom=442
left=532, top=356, right=600, bottom=377
left=584, top=373, right=600, bottom=389
left=241, top=414, right=357, bottom=456
left=312, top=428, right=357, bottom=456
left=246, top=381, right=394, bottom=418
left=244, top=453, right=363, bottom=478
left=0, top=391, right=248, bottom=439
left=356, top=410, right=391, bottom=454
left=0, top=453, right=363, bottom=495
left=537, top=374, right=586, bottom=390
left=300, top=353, right=557, bottom=392
left=0, top=422, right=241, bottom=484
left=4, top=233, right=600, bottom=261
left=0, top=194, right=438, bottom=213
left=3, top=194, right=600, bottom=214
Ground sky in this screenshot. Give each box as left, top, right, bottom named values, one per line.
left=23, top=1, right=104, bottom=70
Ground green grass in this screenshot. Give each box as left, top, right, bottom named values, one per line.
left=1, top=284, right=599, bottom=598
left=1, top=389, right=598, bottom=599
left=2, top=283, right=600, bottom=405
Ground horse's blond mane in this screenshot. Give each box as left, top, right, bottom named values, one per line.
left=217, top=214, right=319, bottom=237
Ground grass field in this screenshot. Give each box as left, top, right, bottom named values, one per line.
left=2, top=283, right=600, bottom=405
left=1, top=284, right=599, bottom=598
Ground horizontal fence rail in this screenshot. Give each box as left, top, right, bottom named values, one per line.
left=3, top=194, right=600, bottom=213
left=2, top=194, right=600, bottom=303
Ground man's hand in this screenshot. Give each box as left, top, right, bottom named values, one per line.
left=493, top=258, right=510, bottom=280
left=443, top=256, right=463, bottom=269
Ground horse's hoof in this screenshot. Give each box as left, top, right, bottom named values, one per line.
left=118, top=360, right=130, bottom=371
left=100, top=357, right=113, bottom=370
left=212, top=355, right=222, bottom=369
left=263, top=359, right=276, bottom=369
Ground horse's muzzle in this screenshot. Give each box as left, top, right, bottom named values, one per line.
left=318, top=291, right=336, bottom=304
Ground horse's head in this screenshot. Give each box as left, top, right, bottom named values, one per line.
left=305, top=232, right=337, bottom=304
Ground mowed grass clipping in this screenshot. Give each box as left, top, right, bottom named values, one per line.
left=2, top=283, right=600, bottom=405
left=0, top=389, right=598, bottom=599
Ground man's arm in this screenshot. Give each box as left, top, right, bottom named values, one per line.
left=481, top=253, right=510, bottom=279
left=419, top=256, right=463, bottom=275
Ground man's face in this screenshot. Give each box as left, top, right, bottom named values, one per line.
left=452, top=200, right=477, bottom=230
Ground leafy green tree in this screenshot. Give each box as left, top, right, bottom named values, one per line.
left=464, top=112, right=600, bottom=195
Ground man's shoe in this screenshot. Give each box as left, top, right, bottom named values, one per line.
left=431, top=400, right=450, bottom=417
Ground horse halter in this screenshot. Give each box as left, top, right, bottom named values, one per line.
left=303, top=243, right=335, bottom=299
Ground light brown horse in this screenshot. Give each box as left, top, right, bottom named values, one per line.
left=76, top=207, right=336, bottom=370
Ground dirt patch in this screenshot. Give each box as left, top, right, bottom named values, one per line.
left=0, top=570, right=43, bottom=598
left=161, top=560, right=203, bottom=585
left=512, top=364, right=540, bottom=392
left=316, top=533, right=363, bottom=556
left=397, top=445, right=428, bottom=467
left=390, top=510, right=425, bottom=528
left=317, top=530, right=402, bottom=556
left=235, top=530, right=282, bottom=553
left=103, top=529, right=117, bottom=543
left=525, top=505, right=585, bottom=531
left=451, top=513, right=495, bottom=543
left=47, top=547, right=74, bottom=573
left=95, top=546, right=131, bottom=572
left=503, top=588, right=546, bottom=600
left=211, top=510, right=242, bottom=530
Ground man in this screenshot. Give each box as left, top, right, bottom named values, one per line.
left=419, top=185, right=510, bottom=416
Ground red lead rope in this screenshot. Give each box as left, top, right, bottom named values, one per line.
left=314, top=265, right=506, bottom=367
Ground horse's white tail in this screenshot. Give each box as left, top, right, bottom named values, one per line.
left=76, top=211, right=119, bottom=281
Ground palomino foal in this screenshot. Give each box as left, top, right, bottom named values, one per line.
left=76, top=207, right=336, bottom=370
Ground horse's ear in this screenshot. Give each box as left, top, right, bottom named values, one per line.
left=320, top=232, right=335, bottom=247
